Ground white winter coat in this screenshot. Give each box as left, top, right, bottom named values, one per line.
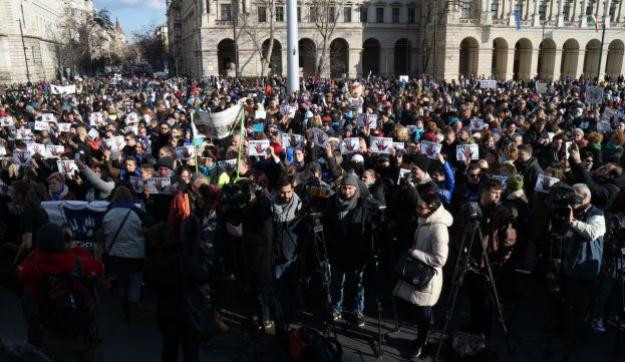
left=393, top=205, right=453, bottom=307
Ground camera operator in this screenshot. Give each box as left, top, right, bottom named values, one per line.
left=561, top=183, right=606, bottom=333
left=462, top=178, right=517, bottom=337
left=323, top=172, right=374, bottom=327
left=269, top=175, right=303, bottom=334
left=222, top=179, right=275, bottom=331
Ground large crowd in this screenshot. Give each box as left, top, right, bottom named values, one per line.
left=0, top=74, right=624, bottom=362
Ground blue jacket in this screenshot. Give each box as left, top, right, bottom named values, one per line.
left=564, top=205, right=606, bottom=281
left=435, top=161, right=455, bottom=205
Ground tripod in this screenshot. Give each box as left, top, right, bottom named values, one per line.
left=434, top=220, right=512, bottom=362
left=308, top=212, right=338, bottom=339
left=611, top=249, right=625, bottom=360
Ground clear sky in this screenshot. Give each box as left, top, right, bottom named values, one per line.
left=93, top=0, right=167, bottom=41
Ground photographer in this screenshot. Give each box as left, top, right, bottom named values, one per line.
left=393, top=182, right=452, bottom=359
left=323, top=172, right=374, bottom=327
left=569, top=143, right=622, bottom=210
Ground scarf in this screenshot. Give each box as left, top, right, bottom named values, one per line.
left=335, top=188, right=359, bottom=220
left=49, top=185, right=68, bottom=201
left=272, top=192, right=301, bottom=223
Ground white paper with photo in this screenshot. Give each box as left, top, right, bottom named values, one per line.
left=456, top=144, right=479, bottom=161
left=399, top=75, right=409, bottom=83
left=366, top=114, right=378, bottom=129
left=104, top=136, right=125, bottom=152
left=125, top=112, right=139, bottom=125
left=175, top=146, right=195, bottom=160
left=145, top=177, right=172, bottom=194
left=254, top=110, right=267, bottom=120
left=34, top=121, right=50, bottom=132
left=0, top=146, right=6, bottom=157
left=218, top=159, right=237, bottom=173
left=247, top=140, right=270, bottom=156
left=129, top=176, right=143, bottom=193
left=26, top=142, right=46, bottom=157
left=280, top=133, right=303, bottom=148
left=470, top=118, right=486, bottom=131
left=89, top=112, right=104, bottom=126
left=45, top=145, right=65, bottom=158
left=535, top=174, right=560, bottom=193
left=421, top=140, right=442, bottom=159
left=536, top=82, right=548, bottom=94
left=88, top=128, right=99, bottom=140
left=1, top=116, right=14, bottom=127
left=56, top=160, right=79, bottom=176
left=312, top=128, right=329, bottom=148
left=58, top=123, right=71, bottom=132
left=480, top=80, right=497, bottom=89
left=340, top=137, right=360, bottom=154
left=41, top=113, right=56, bottom=123
left=369, top=137, right=393, bottom=154
left=13, top=150, right=31, bottom=165
left=397, top=168, right=412, bottom=185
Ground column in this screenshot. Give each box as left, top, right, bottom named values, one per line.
left=619, top=0, right=624, bottom=23
left=534, top=0, right=541, bottom=26
left=604, top=0, right=611, bottom=27
left=530, top=48, right=540, bottom=79
left=576, top=49, right=586, bottom=78
left=506, top=48, right=516, bottom=80
left=553, top=47, right=563, bottom=79
left=509, top=0, right=517, bottom=25
left=580, top=0, right=589, bottom=27
left=500, top=0, right=508, bottom=19
left=557, top=0, right=565, bottom=26
left=598, top=48, right=608, bottom=80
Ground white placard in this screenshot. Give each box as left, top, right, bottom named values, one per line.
left=597, top=122, right=612, bottom=133
left=247, top=140, right=270, bottom=156
left=312, top=128, right=328, bottom=148
left=26, top=142, right=46, bottom=157
left=45, top=145, right=65, bottom=158
left=41, top=113, right=56, bottom=123
left=536, top=82, right=548, bottom=94
left=58, top=123, right=72, bottom=132
left=340, top=137, right=361, bottom=154
left=456, top=144, right=480, bottom=161
left=56, top=160, right=79, bottom=176
left=194, top=103, right=243, bottom=140
left=0, top=116, right=14, bottom=127
left=89, top=112, right=104, bottom=126
left=280, top=133, right=303, bottom=148
left=13, top=150, right=31, bottom=165
left=34, top=121, right=50, bottom=131
left=145, top=177, right=172, bottom=194
left=88, top=128, right=99, bottom=140
left=50, top=84, right=76, bottom=95
left=175, top=146, right=196, bottom=160
left=129, top=176, right=143, bottom=193
left=366, top=114, right=378, bottom=129
left=218, top=159, right=238, bottom=173
left=421, top=140, right=442, bottom=159
left=470, top=118, right=486, bottom=131
left=0, top=146, right=6, bottom=157
left=254, top=110, right=267, bottom=120
left=104, top=136, right=125, bottom=152
left=535, top=174, right=560, bottom=193
left=399, top=75, right=409, bottom=83
left=125, top=112, right=139, bottom=125
left=480, top=79, right=497, bottom=89
left=369, top=137, right=393, bottom=154
left=585, top=86, right=604, bottom=105
left=393, top=142, right=405, bottom=150
left=397, top=168, right=412, bottom=185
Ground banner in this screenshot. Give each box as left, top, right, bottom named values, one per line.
left=50, top=84, right=76, bottom=95
left=42, top=200, right=110, bottom=241
left=479, top=80, right=497, bottom=89
left=194, top=103, right=243, bottom=139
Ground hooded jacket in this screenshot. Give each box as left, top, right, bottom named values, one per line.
left=393, top=205, right=453, bottom=307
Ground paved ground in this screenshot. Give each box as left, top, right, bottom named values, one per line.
left=1, top=270, right=623, bottom=361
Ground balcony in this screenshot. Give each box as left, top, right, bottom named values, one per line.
left=215, top=20, right=233, bottom=25
left=459, top=18, right=478, bottom=24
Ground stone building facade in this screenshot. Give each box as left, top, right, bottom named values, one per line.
left=0, top=0, right=95, bottom=84
left=169, top=0, right=625, bottom=81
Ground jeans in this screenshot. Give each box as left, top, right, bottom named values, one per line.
left=118, top=271, right=143, bottom=303
left=330, top=266, right=365, bottom=315
left=414, top=306, right=433, bottom=346
left=161, top=331, right=199, bottom=362
left=21, top=290, right=43, bottom=348
left=272, top=261, right=300, bottom=333
left=593, top=275, right=623, bottom=321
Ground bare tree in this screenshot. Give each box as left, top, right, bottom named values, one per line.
left=304, top=0, right=344, bottom=77
left=132, top=24, right=170, bottom=70
left=243, top=0, right=278, bottom=77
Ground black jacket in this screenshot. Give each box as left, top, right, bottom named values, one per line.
left=570, top=161, right=620, bottom=210
left=515, top=157, right=543, bottom=199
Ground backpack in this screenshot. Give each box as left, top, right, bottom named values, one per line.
left=37, top=258, right=95, bottom=338
left=288, top=326, right=342, bottom=362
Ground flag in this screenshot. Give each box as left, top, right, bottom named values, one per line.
left=514, top=11, right=521, bottom=30
left=193, top=102, right=244, bottom=140
left=587, top=15, right=598, bottom=32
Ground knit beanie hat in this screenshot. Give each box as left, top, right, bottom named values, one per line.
left=37, top=223, right=67, bottom=254
left=506, top=174, right=524, bottom=192
left=156, top=156, right=174, bottom=170
left=341, top=172, right=360, bottom=188
left=411, top=154, right=431, bottom=173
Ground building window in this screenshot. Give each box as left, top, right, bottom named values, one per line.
left=563, top=1, right=571, bottom=20
left=538, top=2, right=547, bottom=20
left=586, top=0, right=595, bottom=16
left=328, top=6, right=336, bottom=22
left=310, top=6, right=318, bottom=22
left=392, top=7, right=400, bottom=23
left=407, top=7, right=416, bottom=23
left=360, top=6, right=368, bottom=22
left=461, top=2, right=471, bottom=19
left=610, top=1, right=618, bottom=22
left=297, top=7, right=301, bottom=22
left=491, top=2, right=498, bottom=18
left=514, top=1, right=523, bottom=17
left=276, top=6, right=284, bottom=22
left=220, top=4, right=232, bottom=21
left=258, top=6, right=266, bottom=22
left=376, top=7, right=384, bottom=23
left=344, top=7, right=352, bottom=22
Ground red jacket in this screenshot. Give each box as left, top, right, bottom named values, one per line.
left=17, top=247, right=104, bottom=297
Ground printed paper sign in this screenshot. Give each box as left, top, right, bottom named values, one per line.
left=597, top=122, right=612, bottom=133
left=145, top=177, right=172, bottom=194
left=536, top=82, right=548, bottom=94
left=56, top=160, right=79, bottom=176
left=218, top=159, right=237, bottom=173
left=340, top=137, right=361, bottom=154
left=50, top=84, right=76, bottom=95
left=1, top=116, right=14, bottom=127
left=88, top=128, right=99, bottom=140
left=41, top=113, right=56, bottom=123
left=45, top=145, right=65, bottom=158
left=0, top=146, right=5, bottom=157
left=397, top=168, right=412, bottom=185
left=479, top=80, right=497, bottom=89
left=26, top=142, right=46, bottom=157
left=104, top=136, right=125, bottom=152
left=89, top=112, right=104, bottom=126
left=16, top=128, right=33, bottom=140
left=369, top=137, right=393, bottom=154
left=535, top=174, right=560, bottom=193
left=421, top=141, right=442, bottom=159
left=247, top=140, right=270, bottom=156
left=565, top=141, right=572, bottom=161
left=58, top=123, right=71, bottom=132
left=366, top=114, right=378, bottom=129
left=175, top=146, right=196, bottom=160
left=254, top=110, right=267, bottom=120
left=312, top=128, right=329, bottom=148
left=456, top=144, right=479, bottom=161
left=399, top=75, right=409, bottom=83
left=470, top=118, right=486, bottom=131
left=125, top=112, right=139, bottom=125
left=280, top=133, right=303, bottom=148
left=129, top=176, right=143, bottom=194
left=34, top=121, right=50, bottom=131
left=585, top=86, right=604, bottom=105
left=393, top=142, right=405, bottom=150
